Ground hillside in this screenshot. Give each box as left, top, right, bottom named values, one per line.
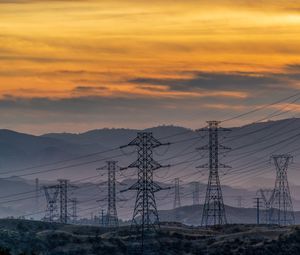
left=159, top=204, right=300, bottom=225
left=0, top=219, right=298, bottom=254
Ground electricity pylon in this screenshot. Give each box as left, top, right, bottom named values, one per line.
left=58, top=179, right=77, bottom=224
left=35, top=178, right=40, bottom=211
left=70, top=198, right=78, bottom=224
left=258, top=188, right=274, bottom=224
left=173, top=178, right=181, bottom=209
left=197, top=121, right=231, bottom=227
left=269, top=154, right=295, bottom=226
left=58, top=179, right=69, bottom=224
left=253, top=197, right=262, bottom=225
left=236, top=196, right=244, bottom=208
left=43, top=185, right=59, bottom=222
left=97, top=161, right=119, bottom=229
left=120, top=132, right=170, bottom=254
left=191, top=181, right=200, bottom=206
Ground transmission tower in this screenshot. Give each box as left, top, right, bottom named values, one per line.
left=35, top=178, right=40, bottom=211
left=70, top=198, right=78, bottom=224
left=43, top=185, right=59, bottom=222
left=253, top=197, right=262, bottom=224
left=173, top=178, right=181, bottom=209
left=97, top=161, right=119, bottom=228
left=269, top=154, right=295, bottom=226
left=191, top=181, right=200, bottom=206
left=120, top=132, right=170, bottom=254
left=258, top=188, right=274, bottom=224
left=197, top=121, right=231, bottom=227
left=58, top=179, right=68, bottom=224
left=236, top=196, right=244, bottom=208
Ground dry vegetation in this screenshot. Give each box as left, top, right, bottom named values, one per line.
left=0, top=220, right=298, bottom=255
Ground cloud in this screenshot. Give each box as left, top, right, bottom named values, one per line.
left=72, top=86, right=108, bottom=94
left=285, top=64, right=300, bottom=73
left=129, top=71, right=287, bottom=93
left=0, top=55, right=83, bottom=63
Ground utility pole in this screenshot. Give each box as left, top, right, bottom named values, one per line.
left=254, top=197, right=262, bottom=225
left=43, top=185, right=59, bottom=222
left=197, top=121, right=231, bottom=227
left=269, top=154, right=295, bottom=226
left=120, top=132, right=170, bottom=254
left=97, top=161, right=119, bottom=229
left=191, top=181, right=200, bottom=206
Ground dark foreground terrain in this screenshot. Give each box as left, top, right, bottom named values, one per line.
left=0, top=219, right=298, bottom=255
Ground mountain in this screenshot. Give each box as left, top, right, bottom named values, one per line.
left=0, top=118, right=299, bottom=218
left=159, top=204, right=300, bottom=225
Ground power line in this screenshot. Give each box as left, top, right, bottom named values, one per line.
left=221, top=91, right=300, bottom=123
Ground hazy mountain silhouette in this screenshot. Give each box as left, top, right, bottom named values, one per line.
left=0, top=119, right=299, bottom=218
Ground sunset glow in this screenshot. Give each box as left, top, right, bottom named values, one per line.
left=1, top=0, right=300, bottom=133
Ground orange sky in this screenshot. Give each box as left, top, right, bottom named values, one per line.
left=0, top=0, right=300, bottom=133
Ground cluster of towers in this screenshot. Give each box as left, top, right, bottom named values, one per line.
left=36, top=120, right=295, bottom=255
left=43, top=179, right=77, bottom=224
left=39, top=121, right=295, bottom=229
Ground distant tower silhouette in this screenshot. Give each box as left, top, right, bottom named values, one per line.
left=58, top=179, right=68, bottom=224
left=236, top=196, right=244, bottom=208
left=173, top=178, right=181, bottom=209
left=269, top=154, right=295, bottom=226
left=35, top=178, right=40, bottom=211
left=191, top=181, right=200, bottom=206
left=70, top=198, right=78, bottom=224
left=97, top=161, right=119, bottom=228
left=253, top=197, right=262, bottom=224
left=198, top=121, right=231, bottom=227
left=43, top=185, right=59, bottom=222
left=258, top=188, right=274, bottom=224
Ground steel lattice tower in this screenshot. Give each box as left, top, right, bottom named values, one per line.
left=173, top=178, right=181, bottom=209
left=58, top=179, right=69, bottom=224
left=121, top=132, right=169, bottom=254
left=198, top=121, right=230, bottom=227
left=258, top=188, right=274, bottom=224
left=43, top=185, right=59, bottom=222
left=269, top=154, right=295, bottom=226
left=98, top=161, right=119, bottom=228
left=236, top=196, right=244, bottom=208
left=70, top=198, right=78, bottom=224
left=35, top=178, right=40, bottom=211
left=191, top=181, right=200, bottom=206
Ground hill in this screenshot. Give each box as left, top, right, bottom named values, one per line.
left=0, top=219, right=298, bottom=254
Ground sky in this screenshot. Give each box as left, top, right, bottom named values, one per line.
left=1, top=0, right=300, bottom=134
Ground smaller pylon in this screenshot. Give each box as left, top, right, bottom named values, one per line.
left=253, top=197, right=262, bottom=225
left=70, top=198, right=78, bottom=224
left=35, top=178, right=40, bottom=211
left=43, top=185, right=59, bottom=222
left=269, top=154, right=295, bottom=226
left=191, top=181, right=200, bottom=206
left=58, top=179, right=69, bottom=224
left=97, top=161, right=119, bottom=229
left=236, top=196, right=244, bottom=208
left=173, top=178, right=181, bottom=209
left=258, top=189, right=274, bottom=224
